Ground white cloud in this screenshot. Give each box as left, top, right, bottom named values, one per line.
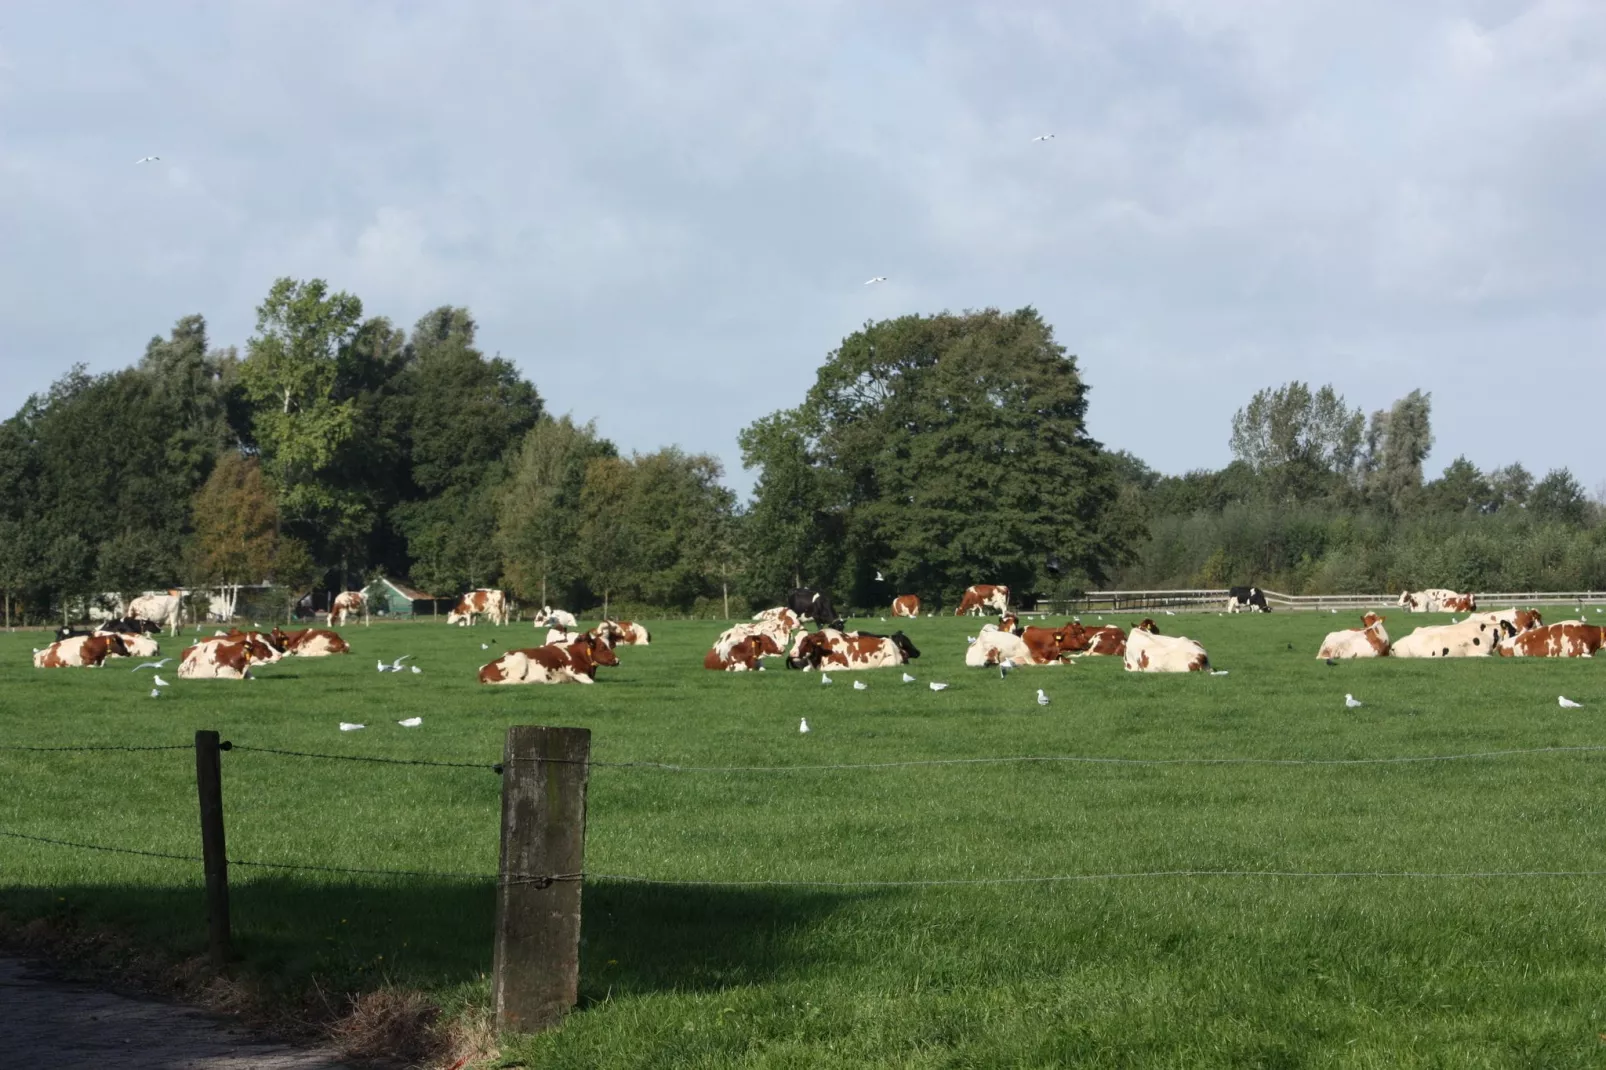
left=0, top=1, right=1602, bottom=493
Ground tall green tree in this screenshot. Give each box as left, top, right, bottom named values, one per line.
left=1364, top=389, right=1434, bottom=511
left=1229, top=382, right=1364, bottom=501
left=742, top=307, right=1124, bottom=608
left=495, top=416, right=617, bottom=606
left=239, top=278, right=366, bottom=558
left=1529, top=468, right=1589, bottom=525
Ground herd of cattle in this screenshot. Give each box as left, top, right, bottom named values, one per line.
left=24, top=582, right=1604, bottom=682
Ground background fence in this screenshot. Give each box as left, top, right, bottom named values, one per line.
left=1035, top=589, right=1606, bottom=615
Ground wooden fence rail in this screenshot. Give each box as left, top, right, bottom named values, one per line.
left=1033, top=589, right=1606, bottom=615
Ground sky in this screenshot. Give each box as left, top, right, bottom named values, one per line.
left=2, top=0, right=1603, bottom=499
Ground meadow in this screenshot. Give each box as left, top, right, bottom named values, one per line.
left=3, top=608, right=1606, bottom=1068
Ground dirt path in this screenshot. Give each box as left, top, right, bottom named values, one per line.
left=0, top=956, right=354, bottom=1069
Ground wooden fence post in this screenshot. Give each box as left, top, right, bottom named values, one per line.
left=194, top=730, right=231, bottom=972
left=491, top=725, right=591, bottom=1034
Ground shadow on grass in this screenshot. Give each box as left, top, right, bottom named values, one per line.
left=1, top=875, right=871, bottom=1001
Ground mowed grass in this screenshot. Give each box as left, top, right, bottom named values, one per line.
left=4, top=609, right=1606, bottom=1067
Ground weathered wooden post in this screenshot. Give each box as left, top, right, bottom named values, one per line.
left=194, top=730, right=231, bottom=972
left=491, top=725, right=591, bottom=1034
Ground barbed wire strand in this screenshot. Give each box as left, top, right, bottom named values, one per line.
left=228, top=744, right=500, bottom=772
left=6, top=830, right=1604, bottom=887
left=549, top=743, right=1606, bottom=772
left=0, top=744, right=191, bottom=753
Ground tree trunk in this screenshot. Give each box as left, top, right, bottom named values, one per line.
left=603, top=589, right=609, bottom=620
left=722, top=580, right=729, bottom=620
left=541, top=574, right=548, bottom=608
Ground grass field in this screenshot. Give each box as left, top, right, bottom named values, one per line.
left=4, top=609, right=1606, bottom=1067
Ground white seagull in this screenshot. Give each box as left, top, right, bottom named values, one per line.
left=1559, top=696, right=1583, bottom=709
left=999, top=657, right=1015, bottom=679
left=1030, top=134, right=1054, bottom=142
left=799, top=717, right=810, bottom=733
left=1164, top=610, right=1175, bottom=616
left=1345, top=693, right=1363, bottom=708
left=864, top=276, right=887, bottom=285
left=1211, top=670, right=1229, bottom=676
left=966, top=635, right=977, bottom=645
left=820, top=673, right=833, bottom=686
left=410, top=665, right=422, bottom=674
left=398, top=717, right=423, bottom=727
left=149, top=688, right=160, bottom=699
left=929, top=682, right=948, bottom=692
left=131, top=659, right=170, bottom=672
left=1037, top=689, right=1051, bottom=706
left=902, top=672, right=916, bottom=683
left=136, top=155, right=161, bottom=164
left=339, top=722, right=365, bottom=731
left=875, top=570, right=884, bottom=581
left=481, top=643, right=490, bottom=650
left=152, top=675, right=170, bottom=688
left=853, top=680, right=868, bottom=690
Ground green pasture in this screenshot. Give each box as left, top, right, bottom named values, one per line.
left=3, top=609, right=1606, bottom=1067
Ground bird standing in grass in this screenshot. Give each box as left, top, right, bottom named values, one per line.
left=902, top=672, right=916, bottom=683
left=799, top=718, right=810, bottom=733
left=1345, top=694, right=1363, bottom=708
left=153, top=675, right=170, bottom=688
left=929, top=682, right=948, bottom=692
left=1037, top=689, right=1050, bottom=706
left=853, top=680, right=868, bottom=690
left=820, top=673, right=832, bottom=686
left=1560, top=696, right=1583, bottom=709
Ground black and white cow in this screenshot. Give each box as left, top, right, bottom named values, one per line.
left=1226, top=586, right=1271, bottom=613
left=97, top=617, right=164, bottom=636
left=787, top=588, right=844, bottom=629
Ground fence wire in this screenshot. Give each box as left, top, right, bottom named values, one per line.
left=6, top=828, right=1606, bottom=888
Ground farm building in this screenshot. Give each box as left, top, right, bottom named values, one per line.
left=361, top=577, right=453, bottom=619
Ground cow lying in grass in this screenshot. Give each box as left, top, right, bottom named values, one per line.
left=1123, top=619, right=1210, bottom=673
left=704, top=631, right=785, bottom=671
left=786, top=629, right=920, bottom=671
left=1497, top=621, right=1603, bottom=658
left=179, top=632, right=284, bottom=679
left=33, top=633, right=131, bottom=668
left=1317, top=613, right=1391, bottom=659
left=1391, top=617, right=1502, bottom=658
left=478, top=634, right=620, bottom=685
left=269, top=627, right=351, bottom=656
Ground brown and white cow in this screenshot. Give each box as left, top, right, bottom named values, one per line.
left=1059, top=622, right=1127, bottom=657
left=751, top=606, right=804, bottom=631
left=787, top=629, right=921, bottom=671
left=1497, top=621, right=1604, bottom=658
left=1390, top=617, right=1502, bottom=658
left=177, top=635, right=278, bottom=679
left=601, top=620, right=650, bottom=645
left=1123, top=619, right=1210, bottom=673
left=891, top=595, right=921, bottom=618
left=1477, top=608, right=1544, bottom=633
left=1397, top=589, right=1476, bottom=614
left=92, top=630, right=160, bottom=658
left=270, top=628, right=352, bottom=656
left=478, top=634, right=620, bottom=685
left=955, top=585, right=1010, bottom=616
left=448, top=588, right=508, bottom=626
left=1317, top=613, right=1391, bottom=659
left=128, top=589, right=185, bottom=636
left=965, top=624, right=1071, bottom=667
left=704, top=632, right=785, bottom=671
left=33, top=633, right=131, bottom=668
left=328, top=590, right=369, bottom=627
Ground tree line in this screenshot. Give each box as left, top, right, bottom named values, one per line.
left=1, top=281, right=1600, bottom=625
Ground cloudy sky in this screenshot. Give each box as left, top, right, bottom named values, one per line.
left=3, top=1, right=1603, bottom=497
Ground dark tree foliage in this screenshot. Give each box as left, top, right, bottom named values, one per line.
left=743, top=307, right=1126, bottom=609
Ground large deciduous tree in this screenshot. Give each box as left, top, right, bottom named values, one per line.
left=1229, top=382, right=1364, bottom=501
left=742, top=307, right=1124, bottom=608
left=495, top=416, right=617, bottom=607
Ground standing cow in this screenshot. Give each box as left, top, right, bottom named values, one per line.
left=1226, top=586, right=1271, bottom=613
left=955, top=585, right=1009, bottom=616
left=128, top=590, right=185, bottom=636
left=328, top=590, right=370, bottom=627
left=787, top=588, right=843, bottom=629
left=891, top=595, right=921, bottom=618
left=448, top=588, right=509, bottom=626
left=1398, top=589, right=1476, bottom=614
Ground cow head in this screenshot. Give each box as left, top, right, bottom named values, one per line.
left=1134, top=618, right=1159, bottom=634
left=1397, top=591, right=1417, bottom=609
left=999, top=613, right=1021, bottom=635
left=99, top=633, right=132, bottom=659
left=570, top=633, right=619, bottom=668
left=889, top=631, right=921, bottom=661
left=1361, top=613, right=1384, bottom=628
left=592, top=621, right=625, bottom=649
left=787, top=630, right=833, bottom=670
